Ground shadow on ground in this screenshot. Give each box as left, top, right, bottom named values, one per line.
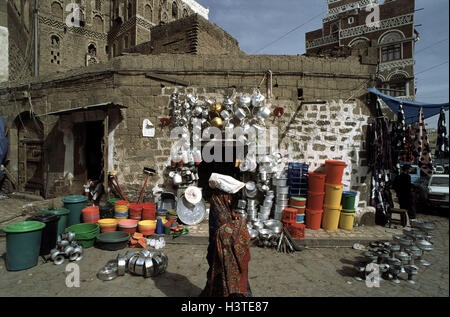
left=152, top=271, right=203, bottom=297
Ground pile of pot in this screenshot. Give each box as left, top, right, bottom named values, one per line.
left=247, top=219, right=283, bottom=248
left=97, top=249, right=168, bottom=281
left=50, top=232, right=83, bottom=265
left=273, top=168, right=289, bottom=220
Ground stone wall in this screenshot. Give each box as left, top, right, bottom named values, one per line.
left=0, top=53, right=376, bottom=205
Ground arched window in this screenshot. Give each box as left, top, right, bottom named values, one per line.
left=93, top=15, right=104, bottom=33
left=183, top=8, right=188, bottom=17
left=379, top=31, right=404, bottom=44
left=380, top=73, right=409, bottom=97
left=349, top=38, right=369, bottom=48
left=144, top=4, right=152, bottom=22
left=161, top=12, right=168, bottom=24
left=50, top=35, right=61, bottom=65
left=88, top=43, right=97, bottom=56
left=172, top=1, right=178, bottom=19
left=51, top=1, right=64, bottom=21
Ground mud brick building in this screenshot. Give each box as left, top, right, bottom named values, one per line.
left=2, top=0, right=417, bottom=209
left=305, top=0, right=418, bottom=101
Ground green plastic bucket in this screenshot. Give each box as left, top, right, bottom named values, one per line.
left=65, top=223, right=100, bottom=248
left=41, top=208, right=70, bottom=236
left=341, top=191, right=357, bottom=210
left=108, top=198, right=121, bottom=205
left=2, top=221, right=45, bottom=271
left=62, top=195, right=88, bottom=227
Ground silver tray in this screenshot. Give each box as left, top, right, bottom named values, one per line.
left=176, top=196, right=206, bottom=226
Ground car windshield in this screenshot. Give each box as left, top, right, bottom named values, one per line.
left=430, top=177, right=449, bottom=187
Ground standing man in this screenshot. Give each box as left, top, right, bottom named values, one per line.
left=395, top=164, right=416, bottom=220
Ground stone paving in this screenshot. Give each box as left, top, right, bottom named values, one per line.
left=0, top=209, right=447, bottom=297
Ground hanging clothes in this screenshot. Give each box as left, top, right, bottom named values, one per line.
left=435, top=107, right=449, bottom=159
left=392, top=103, right=407, bottom=170
left=413, top=107, right=433, bottom=177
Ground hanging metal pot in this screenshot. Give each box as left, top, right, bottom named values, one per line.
left=251, top=89, right=265, bottom=107
left=240, top=95, right=251, bottom=107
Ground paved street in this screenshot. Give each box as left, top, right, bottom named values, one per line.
left=0, top=208, right=447, bottom=297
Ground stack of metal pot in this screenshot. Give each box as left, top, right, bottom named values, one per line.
left=258, top=191, right=274, bottom=221
left=246, top=198, right=258, bottom=222
left=98, top=250, right=168, bottom=281
left=273, top=168, right=289, bottom=220
left=50, top=232, right=83, bottom=265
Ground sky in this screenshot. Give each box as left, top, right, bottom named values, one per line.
left=194, top=0, right=449, bottom=131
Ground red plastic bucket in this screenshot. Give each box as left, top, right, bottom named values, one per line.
left=289, top=197, right=307, bottom=208
left=307, top=191, right=325, bottom=210
left=305, top=208, right=323, bottom=230
left=129, top=203, right=143, bottom=220
left=325, top=160, right=347, bottom=185
left=82, top=207, right=100, bottom=223
left=308, top=172, right=326, bottom=192
left=142, top=203, right=156, bottom=220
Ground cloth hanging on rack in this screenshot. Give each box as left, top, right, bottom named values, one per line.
left=413, top=107, right=433, bottom=177
left=435, top=107, right=449, bottom=159
left=392, top=104, right=407, bottom=168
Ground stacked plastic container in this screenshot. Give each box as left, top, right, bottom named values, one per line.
left=339, top=191, right=357, bottom=230
left=305, top=172, right=326, bottom=230
left=287, top=163, right=309, bottom=197
left=322, top=160, right=347, bottom=231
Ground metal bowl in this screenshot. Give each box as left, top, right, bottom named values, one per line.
left=248, top=228, right=259, bottom=240
left=97, top=265, right=118, bottom=281
left=128, top=254, right=139, bottom=273
left=139, top=249, right=151, bottom=258
left=69, top=252, right=81, bottom=261
left=134, top=256, right=146, bottom=276
left=263, top=220, right=283, bottom=234
left=252, top=220, right=264, bottom=230
left=144, top=257, right=155, bottom=277
left=422, top=222, right=436, bottom=231
left=117, top=256, right=127, bottom=276
left=416, top=239, right=434, bottom=251
left=258, top=228, right=274, bottom=240
left=53, top=254, right=65, bottom=265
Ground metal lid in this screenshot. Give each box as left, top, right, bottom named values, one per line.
left=2, top=221, right=46, bottom=233
left=41, top=208, right=70, bottom=216
left=62, top=195, right=88, bottom=204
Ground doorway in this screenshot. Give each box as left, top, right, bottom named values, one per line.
left=73, top=120, right=104, bottom=184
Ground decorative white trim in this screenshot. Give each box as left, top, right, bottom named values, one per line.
left=39, top=14, right=107, bottom=41
left=306, top=33, right=339, bottom=50
left=376, top=74, right=386, bottom=82
left=339, top=13, right=413, bottom=39
left=379, top=58, right=415, bottom=72
left=378, top=29, right=406, bottom=44
left=348, top=36, right=370, bottom=47
left=386, top=70, right=411, bottom=81
left=327, top=0, right=376, bottom=16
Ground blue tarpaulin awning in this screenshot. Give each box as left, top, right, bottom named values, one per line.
left=367, top=88, right=449, bottom=125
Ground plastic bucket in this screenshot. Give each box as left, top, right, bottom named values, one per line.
left=296, top=210, right=305, bottom=224
left=40, top=208, right=70, bottom=236
left=129, top=203, right=143, bottom=220
left=107, top=198, right=121, bottom=205
left=341, top=191, right=357, bottom=210
left=114, top=200, right=129, bottom=213
left=325, top=160, right=347, bottom=185
left=82, top=206, right=100, bottom=223
left=305, top=208, right=323, bottom=230
left=307, top=172, right=325, bottom=192
left=98, top=218, right=118, bottom=233
left=324, top=183, right=344, bottom=208
left=342, top=208, right=356, bottom=214
left=118, top=219, right=138, bottom=235
left=289, top=197, right=306, bottom=208
left=142, top=203, right=156, bottom=220
left=322, top=205, right=342, bottom=231
left=307, top=191, right=325, bottom=210
left=138, top=220, right=157, bottom=236
left=2, top=221, right=46, bottom=271
left=27, top=214, right=60, bottom=256
left=62, top=195, right=88, bottom=227
left=339, top=212, right=355, bottom=231
left=65, top=223, right=100, bottom=248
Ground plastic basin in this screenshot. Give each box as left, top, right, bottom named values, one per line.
left=62, top=195, right=88, bottom=227
left=98, top=218, right=118, bottom=233
left=82, top=206, right=100, bottom=223
left=2, top=221, right=45, bottom=271
left=118, top=219, right=138, bottom=234
left=65, top=223, right=100, bottom=248
left=95, top=231, right=130, bottom=251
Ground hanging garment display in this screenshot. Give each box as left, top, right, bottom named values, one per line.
left=413, top=107, right=433, bottom=177
left=435, top=107, right=449, bottom=160
left=392, top=103, right=407, bottom=170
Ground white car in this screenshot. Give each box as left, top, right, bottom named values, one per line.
left=427, top=174, right=449, bottom=209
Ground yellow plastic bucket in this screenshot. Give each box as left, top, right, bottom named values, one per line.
left=339, top=211, right=355, bottom=231
left=324, top=183, right=344, bottom=208
left=322, top=205, right=341, bottom=231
